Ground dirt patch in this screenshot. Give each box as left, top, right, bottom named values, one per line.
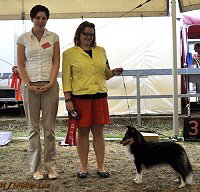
left=0, top=139, right=199, bottom=192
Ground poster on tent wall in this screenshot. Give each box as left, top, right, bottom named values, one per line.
left=56, top=17, right=181, bottom=116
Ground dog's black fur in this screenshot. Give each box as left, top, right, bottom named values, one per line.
left=120, top=126, right=193, bottom=188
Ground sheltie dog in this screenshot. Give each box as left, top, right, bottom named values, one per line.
left=120, top=126, right=193, bottom=188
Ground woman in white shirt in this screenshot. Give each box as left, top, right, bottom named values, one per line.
left=17, top=5, right=60, bottom=180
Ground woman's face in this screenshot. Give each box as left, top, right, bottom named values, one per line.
left=80, top=27, right=94, bottom=47
left=32, top=11, right=47, bottom=30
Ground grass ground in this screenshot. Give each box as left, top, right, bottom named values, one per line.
left=1, top=116, right=199, bottom=192
left=0, top=138, right=199, bottom=192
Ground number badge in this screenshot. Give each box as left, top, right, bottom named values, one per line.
left=183, top=118, right=200, bottom=141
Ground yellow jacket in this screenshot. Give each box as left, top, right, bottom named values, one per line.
left=62, top=46, right=110, bottom=95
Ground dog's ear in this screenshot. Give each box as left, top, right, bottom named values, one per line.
left=126, top=125, right=131, bottom=130
left=126, top=125, right=135, bottom=132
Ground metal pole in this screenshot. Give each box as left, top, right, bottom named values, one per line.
left=136, top=75, right=141, bottom=126
left=171, top=0, right=179, bottom=137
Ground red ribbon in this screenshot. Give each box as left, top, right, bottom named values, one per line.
left=10, top=66, right=22, bottom=101
left=65, top=119, right=77, bottom=146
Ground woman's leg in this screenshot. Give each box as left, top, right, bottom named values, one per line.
left=91, top=124, right=105, bottom=172
left=23, top=85, right=42, bottom=176
left=41, top=82, right=59, bottom=178
left=77, top=127, right=90, bottom=173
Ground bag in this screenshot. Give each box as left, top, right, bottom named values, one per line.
left=186, top=52, right=193, bottom=67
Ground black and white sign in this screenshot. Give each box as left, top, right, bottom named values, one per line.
left=183, top=118, right=200, bottom=141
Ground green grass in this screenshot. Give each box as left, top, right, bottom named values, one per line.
left=9, top=125, right=66, bottom=138
left=11, top=129, right=124, bottom=139
left=3, top=123, right=184, bottom=140
left=13, top=130, right=29, bottom=137
left=104, top=133, right=123, bottom=138
left=56, top=126, right=67, bottom=137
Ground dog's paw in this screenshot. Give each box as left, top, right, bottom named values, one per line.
left=178, top=178, right=186, bottom=188
left=133, top=177, right=138, bottom=182
left=178, top=183, right=185, bottom=189
left=134, top=174, right=142, bottom=184
left=134, top=179, right=142, bottom=184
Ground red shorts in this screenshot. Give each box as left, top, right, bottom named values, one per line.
left=69, top=97, right=110, bottom=127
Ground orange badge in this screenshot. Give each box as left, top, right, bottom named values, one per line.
left=41, top=42, right=51, bottom=49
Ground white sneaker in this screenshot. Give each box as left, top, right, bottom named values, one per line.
left=33, top=172, right=44, bottom=180
left=48, top=171, right=59, bottom=179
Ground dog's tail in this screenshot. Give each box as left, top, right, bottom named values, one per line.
left=174, top=151, right=193, bottom=185
left=183, top=153, right=193, bottom=185
left=185, top=171, right=193, bottom=185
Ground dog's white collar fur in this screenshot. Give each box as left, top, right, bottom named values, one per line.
left=124, top=145, right=135, bottom=161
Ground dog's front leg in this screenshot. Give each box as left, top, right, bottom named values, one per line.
left=134, top=162, right=142, bottom=184
left=133, top=173, right=139, bottom=182
left=134, top=173, right=142, bottom=184
left=178, top=177, right=185, bottom=189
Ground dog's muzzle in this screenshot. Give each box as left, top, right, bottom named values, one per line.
left=120, top=138, right=134, bottom=146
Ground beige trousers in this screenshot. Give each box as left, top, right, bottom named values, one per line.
left=23, top=81, right=59, bottom=173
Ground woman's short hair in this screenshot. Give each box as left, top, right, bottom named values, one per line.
left=30, top=5, right=50, bottom=20
left=194, top=42, right=200, bottom=48
left=74, top=21, right=96, bottom=47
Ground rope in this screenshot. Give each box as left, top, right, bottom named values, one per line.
left=0, top=58, right=14, bottom=66
left=61, top=0, right=152, bottom=50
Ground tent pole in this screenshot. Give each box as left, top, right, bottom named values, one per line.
left=171, top=0, right=179, bottom=137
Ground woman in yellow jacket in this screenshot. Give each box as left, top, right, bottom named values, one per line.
left=62, top=21, right=122, bottom=178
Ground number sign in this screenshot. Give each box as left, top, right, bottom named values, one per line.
left=183, top=118, right=200, bottom=141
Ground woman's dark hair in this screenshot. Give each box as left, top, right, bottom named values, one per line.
left=30, top=5, right=50, bottom=20
left=74, top=21, right=96, bottom=47
left=194, top=42, right=200, bottom=48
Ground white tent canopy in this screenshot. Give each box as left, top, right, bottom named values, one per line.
left=179, top=0, right=200, bottom=12
left=0, top=0, right=199, bottom=136
left=0, top=0, right=199, bottom=20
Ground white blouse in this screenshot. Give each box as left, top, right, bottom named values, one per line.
left=17, top=29, right=59, bottom=82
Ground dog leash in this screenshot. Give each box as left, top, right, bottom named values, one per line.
left=121, top=71, right=177, bottom=140
left=121, top=69, right=134, bottom=126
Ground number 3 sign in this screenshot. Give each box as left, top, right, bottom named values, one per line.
left=183, top=118, right=200, bottom=141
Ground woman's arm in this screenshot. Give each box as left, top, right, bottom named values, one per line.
left=64, top=91, right=74, bottom=112
left=105, top=68, right=123, bottom=80
left=49, top=41, right=60, bottom=86
left=62, top=51, right=74, bottom=112
left=62, top=51, right=73, bottom=92
left=64, top=91, right=72, bottom=99
left=105, top=69, right=114, bottom=80
left=17, top=44, right=29, bottom=84
left=17, top=43, right=44, bottom=94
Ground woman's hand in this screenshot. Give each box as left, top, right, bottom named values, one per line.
left=28, top=85, right=43, bottom=94
left=28, top=83, right=52, bottom=94
left=39, top=83, right=52, bottom=93
left=112, top=68, right=123, bottom=76
left=66, top=100, right=74, bottom=112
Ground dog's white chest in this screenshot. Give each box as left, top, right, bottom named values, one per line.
left=124, top=145, right=135, bottom=161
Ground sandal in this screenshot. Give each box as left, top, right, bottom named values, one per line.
left=97, top=171, right=110, bottom=178
left=77, top=172, right=88, bottom=178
